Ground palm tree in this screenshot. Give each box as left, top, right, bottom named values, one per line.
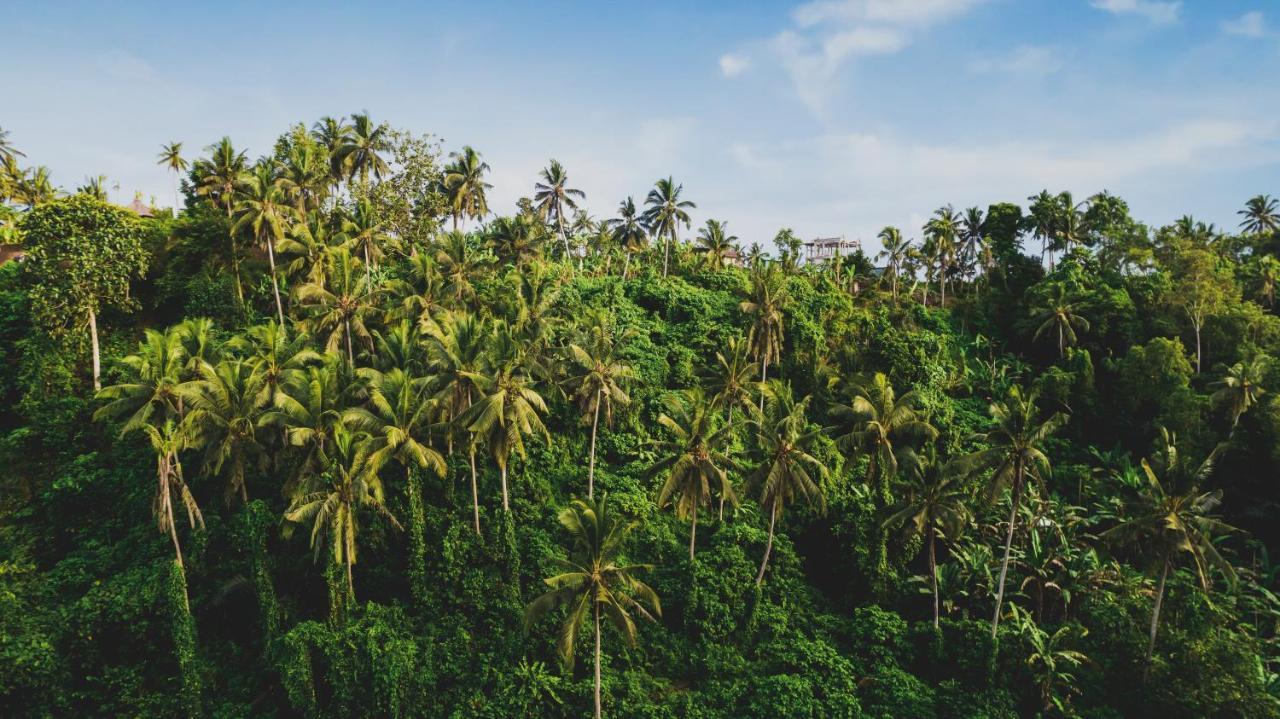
left=341, top=197, right=388, bottom=290
left=335, top=112, right=390, bottom=187
left=76, top=175, right=110, bottom=201
left=1239, top=194, right=1280, bottom=236
left=1028, top=189, right=1058, bottom=268
left=194, top=138, right=250, bottom=303
left=642, top=177, right=695, bottom=276
left=525, top=496, right=661, bottom=719
left=533, top=159, right=586, bottom=262
left=344, top=366, right=446, bottom=480
left=876, top=227, right=908, bottom=304
left=885, top=449, right=971, bottom=627
left=94, top=327, right=188, bottom=434
left=181, top=358, right=266, bottom=504
left=924, top=205, right=960, bottom=306
left=16, top=166, right=57, bottom=208
left=1014, top=608, right=1089, bottom=715
left=441, top=146, right=492, bottom=230
left=233, top=162, right=298, bottom=327
left=751, top=382, right=828, bottom=585
left=436, top=229, right=492, bottom=303
left=235, top=320, right=321, bottom=407
left=311, top=115, right=354, bottom=187
left=652, top=389, right=736, bottom=560
left=957, top=387, right=1067, bottom=638
left=486, top=213, right=548, bottom=269
left=959, top=207, right=985, bottom=284
left=705, top=336, right=756, bottom=484
left=284, top=424, right=403, bottom=602
left=694, top=219, right=737, bottom=271
left=156, top=142, right=188, bottom=217
left=608, top=197, right=648, bottom=279
left=1101, top=437, right=1237, bottom=662
left=1033, top=284, right=1090, bottom=358
left=1054, top=192, right=1088, bottom=257
left=1210, top=354, right=1269, bottom=429
left=141, top=419, right=205, bottom=611
left=460, top=326, right=549, bottom=513
left=295, top=248, right=378, bottom=365
left=565, top=320, right=635, bottom=499
left=0, top=126, right=25, bottom=165
left=276, top=141, right=330, bottom=214
left=261, top=360, right=347, bottom=491
left=740, top=264, right=790, bottom=411
left=424, top=311, right=489, bottom=532
left=278, top=211, right=341, bottom=286
left=1255, top=256, right=1280, bottom=308
left=832, top=372, right=937, bottom=577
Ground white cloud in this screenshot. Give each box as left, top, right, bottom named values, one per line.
left=719, top=53, right=750, bottom=77
left=792, top=0, right=983, bottom=28
left=1090, top=0, right=1180, bottom=25
left=1222, top=11, right=1266, bottom=38
left=968, top=45, right=1063, bottom=77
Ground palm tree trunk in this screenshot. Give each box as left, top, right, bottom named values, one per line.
left=1058, top=323, right=1064, bottom=358
left=363, top=243, right=373, bottom=295
left=469, top=444, right=481, bottom=534
left=500, top=461, right=509, bottom=512
left=88, top=307, right=101, bottom=392
left=929, top=527, right=939, bottom=629
left=266, top=236, right=286, bottom=328
left=689, top=502, right=698, bottom=560
left=1147, top=559, right=1170, bottom=664
left=662, top=229, right=673, bottom=277
left=588, top=390, right=601, bottom=499
left=345, top=320, right=354, bottom=366
left=1193, top=318, right=1203, bottom=373
left=623, top=251, right=631, bottom=279
left=756, top=497, right=778, bottom=585
left=759, top=357, right=768, bottom=413
left=720, top=405, right=734, bottom=521
left=991, top=471, right=1023, bottom=640
left=594, top=602, right=603, bottom=719
left=172, top=175, right=179, bottom=219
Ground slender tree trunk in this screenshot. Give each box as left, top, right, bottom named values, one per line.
left=345, top=320, right=354, bottom=366
left=172, top=175, right=179, bottom=219
left=756, top=497, right=778, bottom=585
left=594, top=602, right=603, bottom=719
left=720, top=405, right=734, bottom=521
left=759, top=357, right=768, bottom=413
left=500, top=462, right=509, bottom=512
left=1193, top=318, right=1203, bottom=373
left=363, top=243, right=373, bottom=294
left=930, top=528, right=940, bottom=629
left=88, top=307, right=101, bottom=392
left=346, top=528, right=355, bottom=602
left=623, top=251, right=631, bottom=280
left=469, top=444, right=481, bottom=534
left=991, top=470, right=1023, bottom=639
left=266, top=236, right=285, bottom=328
left=663, top=229, right=674, bottom=277
left=1147, top=559, right=1170, bottom=664
left=689, top=502, right=698, bottom=560
left=588, top=390, right=601, bottom=499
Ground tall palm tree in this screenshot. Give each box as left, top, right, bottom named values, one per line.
left=1255, top=255, right=1280, bottom=308
left=284, top=424, right=403, bottom=602
left=276, top=141, right=329, bottom=214
left=751, top=382, right=828, bottom=585
left=533, top=159, right=586, bottom=262
left=1028, top=189, right=1058, bottom=268
left=0, top=126, right=25, bottom=165
left=695, top=219, right=737, bottom=271
left=344, top=366, right=446, bottom=481
left=565, top=320, right=635, bottom=499
left=1054, top=192, right=1088, bottom=257
left=261, top=360, right=347, bottom=492
left=77, top=175, right=110, bottom=201
left=141, top=419, right=205, bottom=611
left=156, top=142, right=187, bottom=218
left=1101, top=437, right=1236, bottom=662
left=486, top=213, right=548, bottom=269
left=194, top=137, right=249, bottom=303
left=740, top=264, right=790, bottom=411
left=460, top=326, right=549, bottom=513
left=642, top=177, right=695, bottom=276
left=341, top=197, right=388, bottom=290
left=525, top=496, right=661, bottom=719
left=1210, top=354, right=1269, bottom=430
left=233, top=162, right=298, bottom=327
left=311, top=115, right=355, bottom=187
left=1033, top=284, right=1090, bottom=358
left=235, top=320, right=321, bottom=407
left=885, top=449, right=971, bottom=628
left=608, top=197, right=649, bottom=279
left=959, top=207, right=985, bottom=285
left=295, top=248, right=378, bottom=365
left=441, top=146, right=492, bottom=230
left=652, top=389, right=736, bottom=559
left=180, top=358, right=266, bottom=504
left=335, top=112, right=390, bottom=187
left=832, top=372, right=937, bottom=577
left=876, top=227, right=908, bottom=304
left=957, top=387, right=1067, bottom=638
left=435, top=229, right=492, bottom=303
left=1238, top=194, right=1280, bottom=236
left=278, top=211, right=341, bottom=286
left=425, top=311, right=489, bottom=532
left=924, top=205, right=960, bottom=306
left=705, top=335, right=756, bottom=450
left=93, top=327, right=188, bottom=434
left=16, top=166, right=57, bottom=208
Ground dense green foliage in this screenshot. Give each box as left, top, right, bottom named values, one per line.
left=3, top=118, right=1280, bottom=718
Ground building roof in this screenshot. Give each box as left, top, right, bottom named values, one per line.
left=126, top=197, right=154, bottom=217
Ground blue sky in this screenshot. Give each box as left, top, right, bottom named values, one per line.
left=4, top=0, right=1278, bottom=252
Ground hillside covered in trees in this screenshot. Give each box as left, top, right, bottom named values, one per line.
left=3, top=118, right=1280, bottom=718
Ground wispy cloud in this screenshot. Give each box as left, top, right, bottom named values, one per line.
left=1090, top=0, right=1180, bottom=25
left=968, top=45, right=1063, bottom=77
left=723, top=0, right=986, bottom=114
left=1222, top=11, right=1266, bottom=38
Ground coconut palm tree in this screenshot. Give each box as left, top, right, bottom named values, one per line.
left=957, top=387, right=1067, bottom=638
left=261, top=360, right=347, bottom=492
left=924, top=205, right=960, bottom=306
left=335, top=112, right=390, bottom=187
left=311, top=115, right=355, bottom=186
left=341, top=197, right=388, bottom=290
left=441, top=146, right=492, bottom=230
left=705, top=336, right=757, bottom=480
left=832, top=372, right=937, bottom=578
left=1101, top=436, right=1237, bottom=662
left=751, top=381, right=828, bottom=585
left=652, top=389, right=736, bottom=560
left=436, top=229, right=492, bottom=303
left=424, top=311, right=489, bottom=532
left=278, top=211, right=341, bottom=286
left=344, top=366, right=446, bottom=480
left=141, top=419, right=205, bottom=610
left=16, top=166, right=58, bottom=208
left=1239, top=194, right=1280, bottom=236
left=461, top=325, right=549, bottom=513
left=180, top=358, right=267, bottom=504
left=1033, top=284, right=1090, bottom=358
left=740, top=264, right=790, bottom=411
left=533, top=159, right=586, bottom=262
left=156, top=142, right=187, bottom=218
left=1028, top=189, right=1058, bottom=268
left=295, top=248, right=378, bottom=365
left=959, top=207, right=985, bottom=283
left=695, top=219, right=737, bottom=271
left=233, top=162, right=298, bottom=327
left=642, top=177, right=695, bottom=276
left=234, top=320, right=321, bottom=407
left=525, top=495, right=661, bottom=719
left=876, top=227, right=909, bottom=304
left=885, top=448, right=971, bottom=627
left=607, top=197, right=648, bottom=279
left=486, top=213, right=548, bottom=269
left=564, top=319, right=635, bottom=499
left=284, top=424, right=402, bottom=602
left=0, top=126, right=25, bottom=165
left=76, top=175, right=110, bottom=201
left=1255, top=255, right=1280, bottom=308
left=276, top=141, right=330, bottom=214
left=1210, top=354, right=1269, bottom=430
left=94, top=327, right=188, bottom=434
